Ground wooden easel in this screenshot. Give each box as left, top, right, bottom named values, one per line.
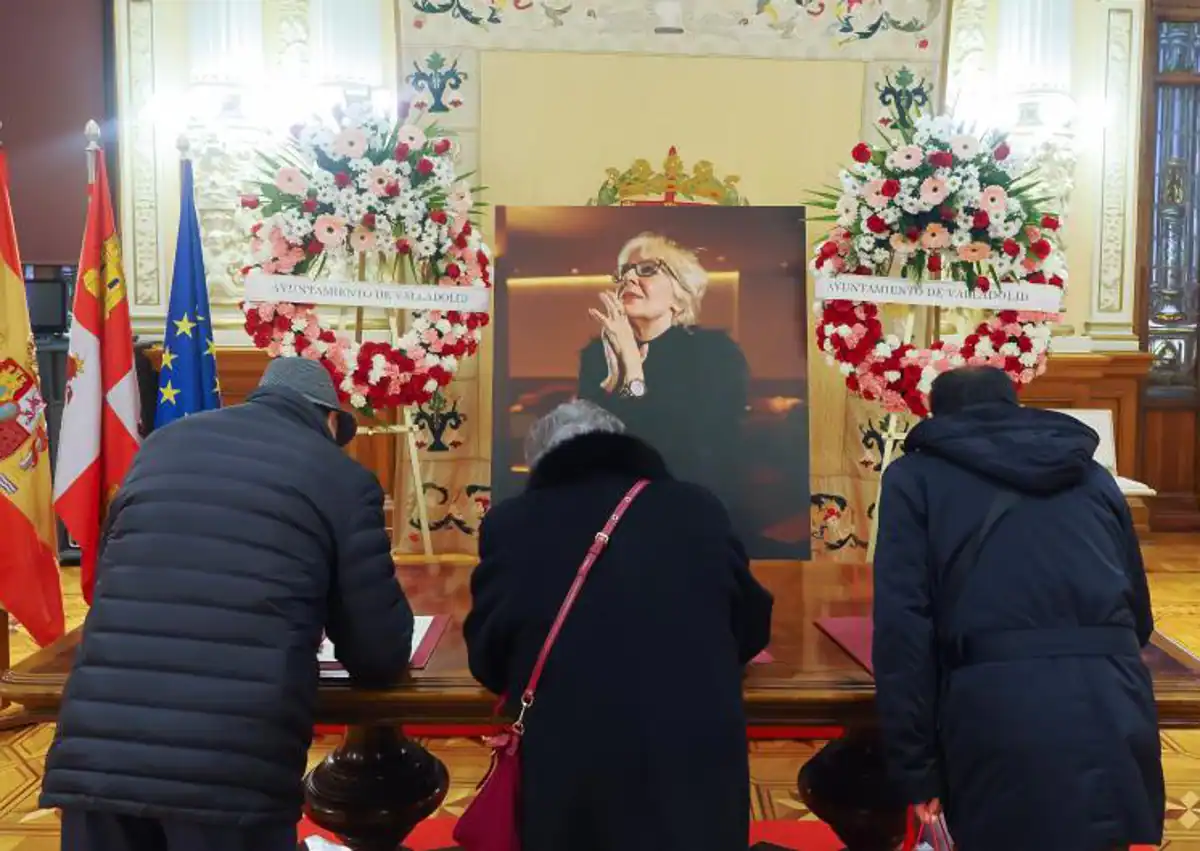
left=865, top=304, right=935, bottom=563
left=344, top=253, right=434, bottom=558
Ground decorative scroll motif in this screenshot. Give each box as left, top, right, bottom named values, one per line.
left=406, top=51, right=469, bottom=113
left=588, top=147, right=748, bottom=207
left=874, top=65, right=931, bottom=131
left=127, top=0, right=161, bottom=307
left=412, top=394, right=467, bottom=451
left=1096, top=8, right=1134, bottom=313
left=403, top=0, right=946, bottom=61
left=811, top=493, right=869, bottom=552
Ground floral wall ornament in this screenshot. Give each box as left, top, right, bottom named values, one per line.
left=406, top=52, right=469, bottom=113
left=588, top=147, right=748, bottom=207
left=411, top=0, right=501, bottom=27
left=411, top=393, right=467, bottom=451
left=875, top=66, right=930, bottom=133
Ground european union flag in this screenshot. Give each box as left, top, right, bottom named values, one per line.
left=155, top=158, right=220, bottom=428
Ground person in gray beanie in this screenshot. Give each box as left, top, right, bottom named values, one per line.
left=43, top=356, right=415, bottom=851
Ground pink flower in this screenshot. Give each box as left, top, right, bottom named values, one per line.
left=978, top=185, right=1009, bottom=215
left=277, top=303, right=296, bottom=318
left=949, top=135, right=980, bottom=159
left=919, top=177, right=948, bottom=206
left=890, top=233, right=918, bottom=254
left=921, top=223, right=950, bottom=249
left=350, top=227, right=377, bottom=252
left=266, top=341, right=282, bottom=357
left=863, top=179, right=888, bottom=209
left=274, top=167, right=308, bottom=196
left=447, top=183, right=473, bottom=216
left=396, top=125, right=427, bottom=151
left=829, top=256, right=847, bottom=273
left=886, top=145, right=924, bottom=171
left=881, top=390, right=907, bottom=412
left=300, top=346, right=321, bottom=361
left=332, top=128, right=368, bottom=160
left=367, top=165, right=393, bottom=195
left=257, top=303, right=276, bottom=321
left=314, top=215, right=347, bottom=246
left=1024, top=225, right=1043, bottom=242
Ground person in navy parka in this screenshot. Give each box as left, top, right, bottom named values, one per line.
left=873, top=366, right=1164, bottom=851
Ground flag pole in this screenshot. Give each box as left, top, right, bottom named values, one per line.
left=85, top=120, right=101, bottom=186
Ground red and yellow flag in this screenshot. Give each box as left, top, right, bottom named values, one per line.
left=53, top=146, right=140, bottom=604
left=0, top=150, right=65, bottom=645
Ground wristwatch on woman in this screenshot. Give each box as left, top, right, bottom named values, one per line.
left=621, top=378, right=646, bottom=398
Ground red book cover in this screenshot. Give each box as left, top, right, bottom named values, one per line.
left=815, top=616, right=875, bottom=675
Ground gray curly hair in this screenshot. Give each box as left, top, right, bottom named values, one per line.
left=525, top=399, right=625, bottom=469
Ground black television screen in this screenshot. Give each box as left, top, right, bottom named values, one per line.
left=23, top=265, right=75, bottom=334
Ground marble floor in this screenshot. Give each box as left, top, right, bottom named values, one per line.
left=0, top=535, right=1196, bottom=849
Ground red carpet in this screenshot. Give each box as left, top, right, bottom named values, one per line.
left=298, top=817, right=843, bottom=850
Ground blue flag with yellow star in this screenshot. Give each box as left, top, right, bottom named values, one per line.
left=155, top=158, right=220, bottom=428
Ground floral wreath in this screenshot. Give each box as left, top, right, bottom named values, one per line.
left=807, top=113, right=1066, bottom=418
left=239, top=102, right=491, bottom=414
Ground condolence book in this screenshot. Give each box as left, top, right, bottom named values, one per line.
left=318, top=614, right=451, bottom=679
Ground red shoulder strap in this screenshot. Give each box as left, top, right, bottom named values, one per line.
left=519, top=479, right=650, bottom=709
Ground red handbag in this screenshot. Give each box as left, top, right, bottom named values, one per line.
left=453, top=479, right=651, bottom=851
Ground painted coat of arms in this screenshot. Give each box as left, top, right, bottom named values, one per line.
left=0, top=358, right=49, bottom=474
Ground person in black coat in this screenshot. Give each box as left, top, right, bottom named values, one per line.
left=465, top=399, right=773, bottom=851
left=41, top=357, right=415, bottom=851
left=873, top=366, right=1163, bottom=851
left=578, top=231, right=749, bottom=531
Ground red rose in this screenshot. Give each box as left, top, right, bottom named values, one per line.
left=334, top=172, right=352, bottom=188
left=240, top=265, right=253, bottom=277
left=972, top=210, right=990, bottom=230
left=940, top=206, right=957, bottom=222
left=430, top=210, right=448, bottom=225
left=1049, top=274, right=1064, bottom=288
left=395, top=143, right=410, bottom=160
left=250, top=222, right=263, bottom=235
left=240, top=195, right=260, bottom=209
left=881, top=179, right=901, bottom=198
left=1026, top=271, right=1047, bottom=284
left=905, top=226, right=921, bottom=241
left=1040, top=214, right=1060, bottom=230
left=1017, top=335, right=1034, bottom=353
left=433, top=138, right=452, bottom=155
left=455, top=234, right=469, bottom=249
left=852, top=143, right=872, bottom=163
left=1002, top=239, right=1020, bottom=258
left=976, top=276, right=992, bottom=293
left=477, top=249, right=490, bottom=267
left=302, top=198, right=318, bottom=213
left=445, top=263, right=461, bottom=279
left=854, top=265, right=872, bottom=275
left=460, top=221, right=473, bottom=236
left=819, top=241, right=840, bottom=258
left=990, top=328, right=1008, bottom=348
left=417, top=158, right=435, bottom=175
left=866, top=215, right=887, bottom=234
left=994, top=142, right=1011, bottom=161
left=305, top=238, right=323, bottom=255
left=928, top=254, right=943, bottom=273
left=395, top=238, right=412, bottom=254
left=928, top=150, right=954, bottom=168
left=362, top=212, right=377, bottom=229
left=385, top=181, right=401, bottom=197
left=1005, top=355, right=1023, bottom=373
left=1030, top=238, right=1052, bottom=260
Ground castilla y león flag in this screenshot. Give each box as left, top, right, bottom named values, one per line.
left=0, top=150, right=65, bottom=645
left=54, top=145, right=140, bottom=604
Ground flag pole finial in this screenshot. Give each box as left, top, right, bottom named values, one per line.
left=176, top=134, right=191, bottom=160
left=85, top=120, right=102, bottom=185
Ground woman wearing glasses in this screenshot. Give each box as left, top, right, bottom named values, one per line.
left=577, top=231, right=749, bottom=523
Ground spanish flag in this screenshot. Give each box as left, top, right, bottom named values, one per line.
left=54, top=139, right=140, bottom=604
left=0, top=149, right=65, bottom=645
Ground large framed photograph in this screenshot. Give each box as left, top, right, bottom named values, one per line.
left=492, top=205, right=810, bottom=559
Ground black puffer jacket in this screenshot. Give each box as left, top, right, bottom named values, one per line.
left=41, top=386, right=414, bottom=826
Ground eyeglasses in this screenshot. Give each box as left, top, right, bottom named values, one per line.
left=612, top=258, right=677, bottom=285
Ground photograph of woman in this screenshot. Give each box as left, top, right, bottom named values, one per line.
left=493, top=204, right=809, bottom=559
left=579, top=232, right=749, bottom=525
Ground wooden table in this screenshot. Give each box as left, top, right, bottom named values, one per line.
left=5, top=561, right=1199, bottom=850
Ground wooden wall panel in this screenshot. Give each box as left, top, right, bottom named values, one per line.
left=1144, top=407, right=1200, bottom=531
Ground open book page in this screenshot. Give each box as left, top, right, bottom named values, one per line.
left=318, top=615, right=434, bottom=679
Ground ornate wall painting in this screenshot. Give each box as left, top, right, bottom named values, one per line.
left=491, top=204, right=811, bottom=559
left=402, top=0, right=947, bottom=61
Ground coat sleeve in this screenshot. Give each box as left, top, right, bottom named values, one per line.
left=872, top=461, right=942, bottom=805
left=728, top=533, right=773, bottom=664
left=326, top=473, right=415, bottom=688
left=463, top=511, right=518, bottom=696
